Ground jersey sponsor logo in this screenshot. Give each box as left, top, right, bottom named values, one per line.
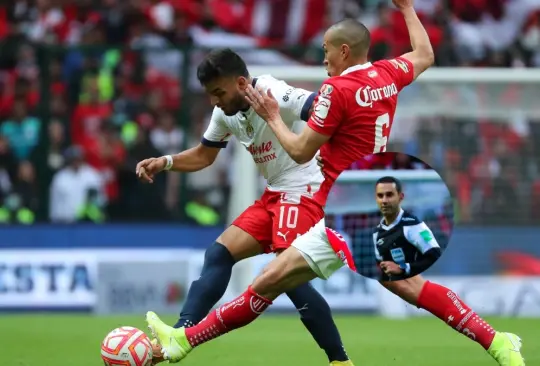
left=313, top=97, right=331, bottom=122
left=319, top=84, right=333, bottom=97
left=389, top=59, right=410, bottom=73
left=355, top=84, right=398, bottom=108
left=282, top=88, right=295, bottom=102
left=390, top=248, right=405, bottom=263
left=401, top=217, right=415, bottom=221
left=248, top=141, right=273, bottom=155
left=247, top=141, right=276, bottom=164
left=419, top=229, right=433, bottom=242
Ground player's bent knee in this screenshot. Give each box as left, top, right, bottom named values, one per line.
left=253, top=259, right=290, bottom=298
left=216, top=225, right=263, bottom=261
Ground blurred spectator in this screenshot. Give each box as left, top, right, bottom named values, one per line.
left=71, top=76, right=113, bottom=144
left=120, top=128, right=171, bottom=221
left=1, top=0, right=539, bottom=226
left=0, top=136, right=17, bottom=215
left=5, top=160, right=40, bottom=224
left=31, top=119, right=68, bottom=182
left=0, top=98, right=41, bottom=160
left=49, top=146, right=105, bottom=223
left=0, top=135, right=17, bottom=183
left=80, top=123, right=126, bottom=215
left=150, top=111, right=184, bottom=155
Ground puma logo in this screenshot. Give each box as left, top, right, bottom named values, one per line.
left=277, top=231, right=289, bottom=242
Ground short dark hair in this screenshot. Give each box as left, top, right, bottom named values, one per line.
left=330, top=18, right=371, bottom=57
left=375, top=176, right=403, bottom=193
left=197, top=48, right=249, bottom=85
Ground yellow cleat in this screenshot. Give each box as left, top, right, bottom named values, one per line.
left=330, top=361, right=355, bottom=366
left=146, top=311, right=192, bottom=363
left=488, top=332, right=525, bottom=366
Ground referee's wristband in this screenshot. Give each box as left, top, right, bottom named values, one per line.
left=399, top=262, right=411, bottom=275
left=163, top=155, right=173, bottom=171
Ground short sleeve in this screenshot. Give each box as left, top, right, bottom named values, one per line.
left=279, top=85, right=317, bottom=122
left=307, top=82, right=344, bottom=136
left=201, top=108, right=232, bottom=148
left=404, top=222, right=440, bottom=254
left=374, top=57, right=414, bottom=91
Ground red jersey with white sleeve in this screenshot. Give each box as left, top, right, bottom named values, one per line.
left=308, top=57, right=415, bottom=205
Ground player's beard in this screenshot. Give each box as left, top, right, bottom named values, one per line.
left=381, top=204, right=399, bottom=220
left=223, top=94, right=249, bottom=116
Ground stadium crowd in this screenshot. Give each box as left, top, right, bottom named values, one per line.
left=0, top=0, right=539, bottom=224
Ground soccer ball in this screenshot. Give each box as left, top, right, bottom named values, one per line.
left=101, top=326, right=153, bottom=366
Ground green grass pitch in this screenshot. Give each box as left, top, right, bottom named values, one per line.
left=2, top=314, right=537, bottom=366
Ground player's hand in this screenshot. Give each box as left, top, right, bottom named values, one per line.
left=380, top=261, right=403, bottom=276
left=136, top=157, right=166, bottom=184
left=244, top=85, right=281, bottom=123
left=392, top=0, right=414, bottom=10
left=151, top=341, right=165, bottom=365
left=316, top=154, right=324, bottom=169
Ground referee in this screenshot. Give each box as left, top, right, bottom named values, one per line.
left=372, top=176, right=442, bottom=281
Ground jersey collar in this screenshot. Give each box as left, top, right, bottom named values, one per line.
left=340, top=62, right=373, bottom=76
left=380, top=208, right=404, bottom=230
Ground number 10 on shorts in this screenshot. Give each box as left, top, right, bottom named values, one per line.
left=279, top=205, right=299, bottom=229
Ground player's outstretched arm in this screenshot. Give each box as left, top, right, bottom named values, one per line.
left=136, top=144, right=220, bottom=183
left=245, top=85, right=329, bottom=164
left=393, top=0, right=435, bottom=80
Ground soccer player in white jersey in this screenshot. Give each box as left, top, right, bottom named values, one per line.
left=145, top=1, right=525, bottom=365
left=136, top=48, right=353, bottom=366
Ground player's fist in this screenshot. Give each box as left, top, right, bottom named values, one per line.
left=392, top=0, right=413, bottom=10
left=136, top=157, right=167, bottom=184
left=380, top=261, right=403, bottom=276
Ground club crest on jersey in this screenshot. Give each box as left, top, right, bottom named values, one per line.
left=389, top=59, right=409, bottom=73
left=246, top=120, right=254, bottom=138
left=319, top=84, right=333, bottom=97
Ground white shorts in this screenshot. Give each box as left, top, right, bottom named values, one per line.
left=292, top=218, right=355, bottom=279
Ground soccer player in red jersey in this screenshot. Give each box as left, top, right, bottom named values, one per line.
left=146, top=1, right=524, bottom=364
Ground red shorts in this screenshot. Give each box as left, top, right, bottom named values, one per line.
left=232, top=189, right=324, bottom=253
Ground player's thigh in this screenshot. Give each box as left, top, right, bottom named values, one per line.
left=253, top=246, right=317, bottom=299
left=221, top=201, right=272, bottom=261
left=379, top=275, right=427, bottom=305
left=269, top=194, right=324, bottom=252
left=291, top=219, right=355, bottom=280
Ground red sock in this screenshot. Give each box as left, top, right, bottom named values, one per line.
left=185, top=286, right=272, bottom=347
left=417, top=281, right=496, bottom=350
